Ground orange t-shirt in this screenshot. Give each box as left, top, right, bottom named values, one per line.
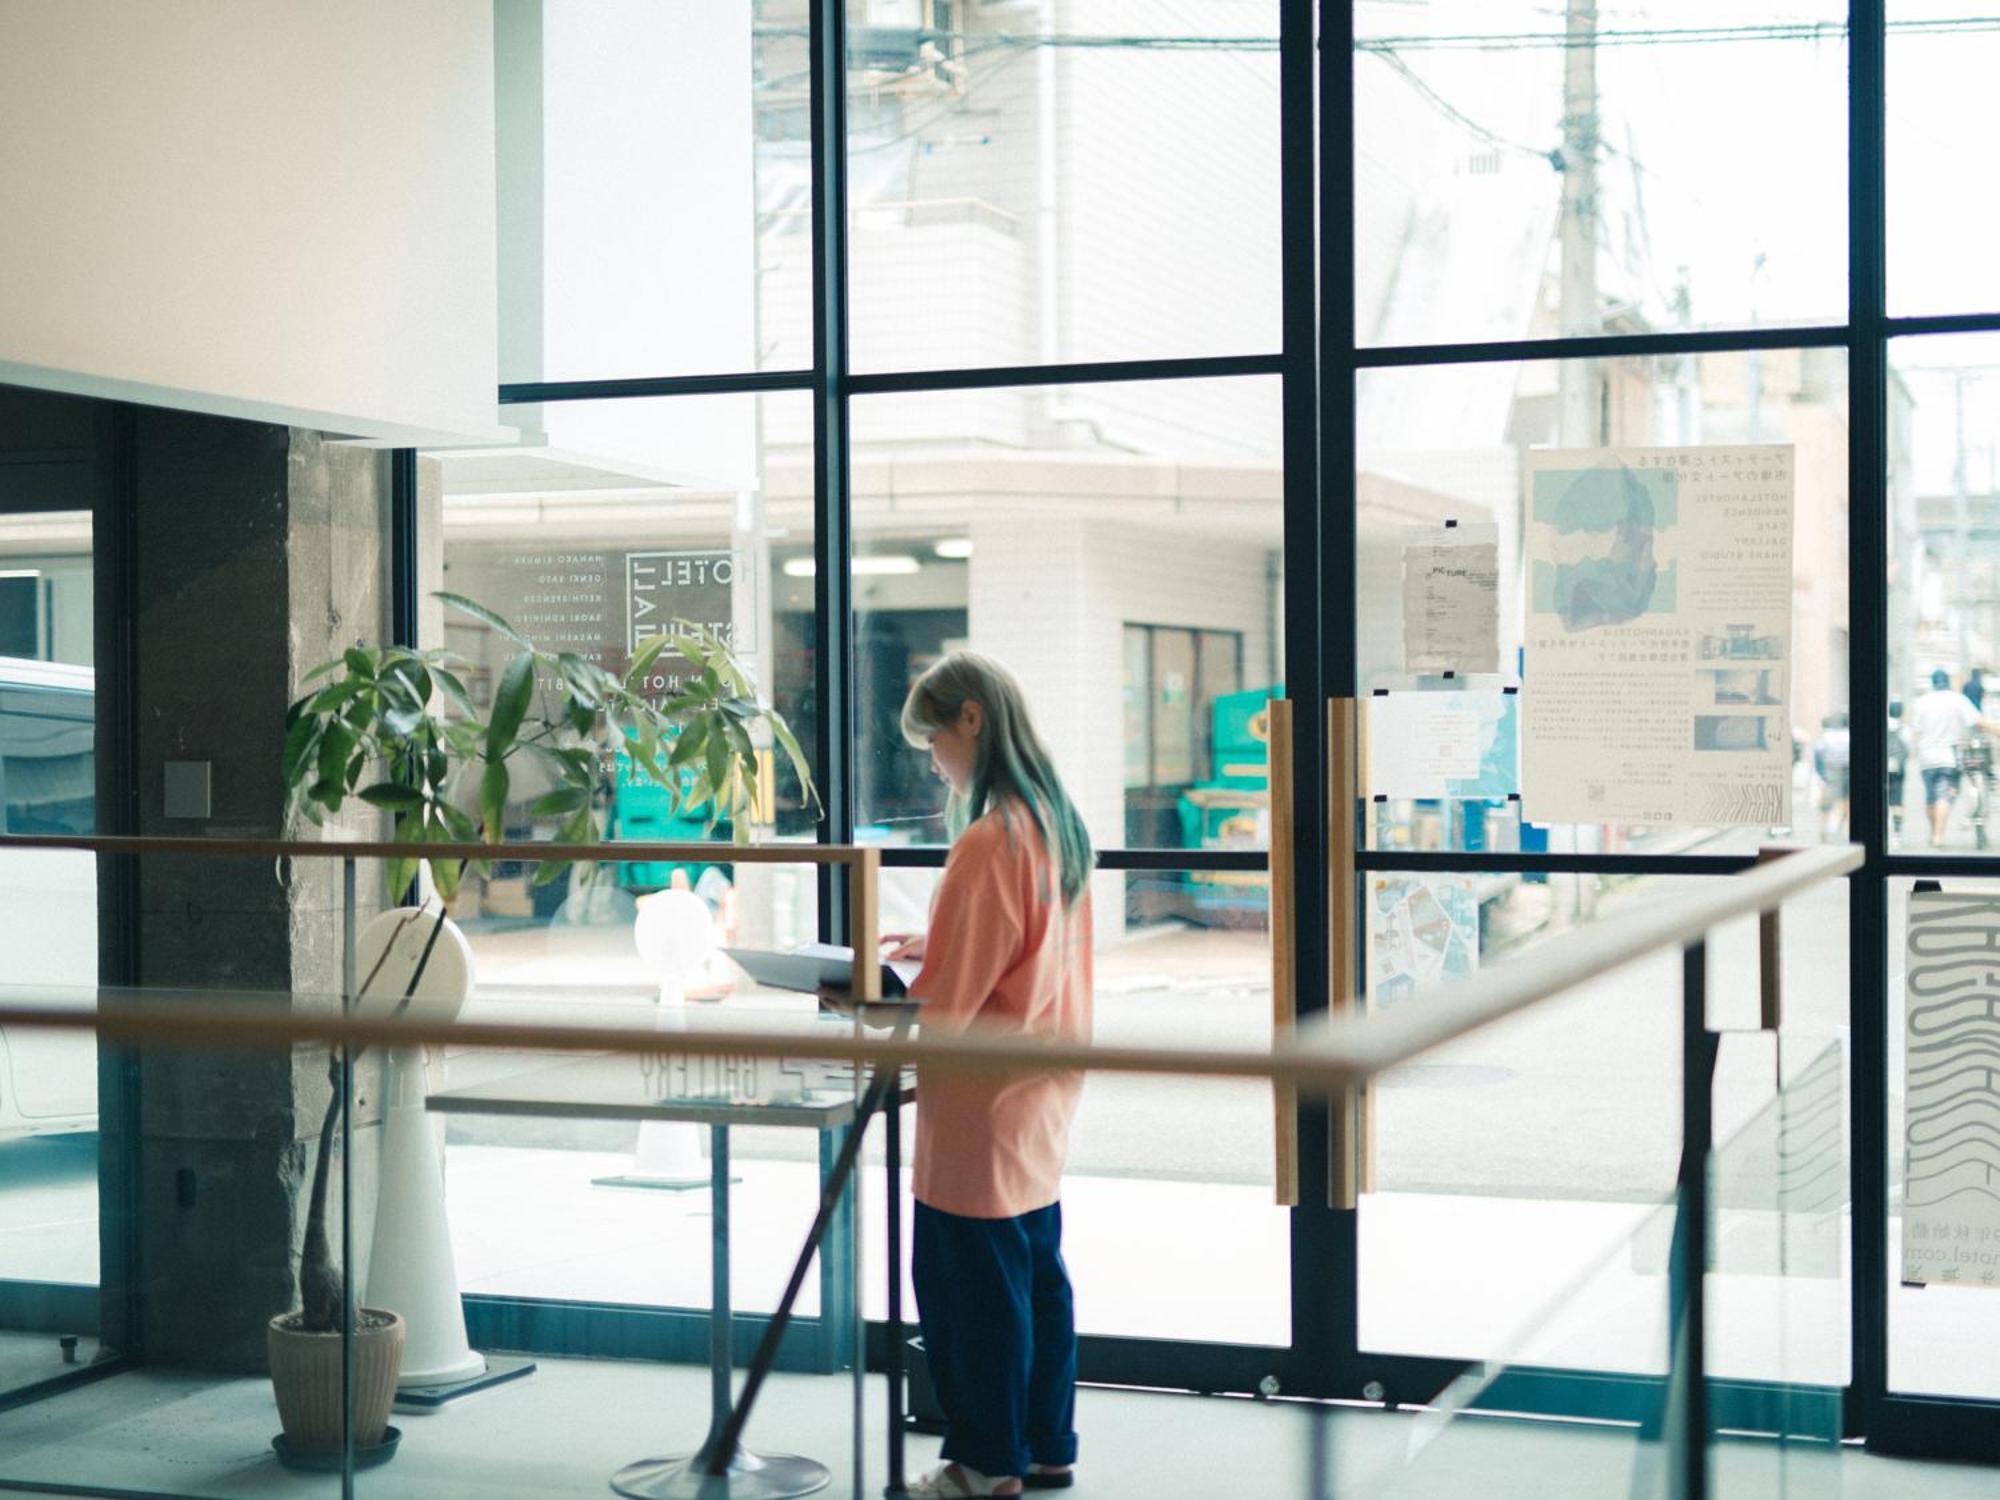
left=909, top=803, right=1093, bottom=1220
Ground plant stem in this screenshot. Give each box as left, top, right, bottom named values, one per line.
left=295, top=902, right=449, bottom=1333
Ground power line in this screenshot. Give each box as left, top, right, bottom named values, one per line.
left=1362, top=49, right=1555, bottom=164
left=1359, top=17, right=2000, bottom=52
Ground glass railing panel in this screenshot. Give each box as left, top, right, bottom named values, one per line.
left=0, top=984, right=871, bottom=1498
left=1707, top=1031, right=1845, bottom=1499
left=1359, top=1186, right=1675, bottom=1498
left=1359, top=872, right=1718, bottom=1374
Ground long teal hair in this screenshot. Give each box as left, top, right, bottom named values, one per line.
left=900, top=652, right=1094, bottom=907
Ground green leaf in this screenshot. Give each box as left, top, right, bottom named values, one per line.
left=307, top=677, right=365, bottom=716
left=436, top=591, right=535, bottom=649
left=555, top=653, right=606, bottom=709
left=625, top=632, right=674, bottom=692
left=317, top=722, right=357, bottom=793
left=531, top=785, right=591, bottom=818
left=667, top=718, right=708, bottom=770
left=487, top=651, right=535, bottom=758
left=767, top=713, right=816, bottom=808
left=628, top=716, right=665, bottom=786
left=705, top=732, right=728, bottom=810
left=343, top=647, right=376, bottom=680
left=675, top=634, right=711, bottom=675
left=432, top=667, right=477, bottom=719
left=300, top=659, right=343, bottom=686
left=358, top=783, right=425, bottom=811
left=385, top=660, right=433, bottom=710
left=479, top=757, right=510, bottom=844
left=282, top=715, right=322, bottom=789
left=382, top=704, right=425, bottom=740
left=382, top=812, right=417, bottom=902
left=439, top=802, right=480, bottom=844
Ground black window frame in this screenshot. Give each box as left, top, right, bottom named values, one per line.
left=398, top=0, right=2000, bottom=1462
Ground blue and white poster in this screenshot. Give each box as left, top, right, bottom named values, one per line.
left=1520, top=445, right=1793, bottom=828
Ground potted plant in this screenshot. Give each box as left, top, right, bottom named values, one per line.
left=269, top=593, right=812, bottom=1462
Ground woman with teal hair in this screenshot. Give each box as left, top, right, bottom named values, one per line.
left=891, top=651, right=1095, bottom=1499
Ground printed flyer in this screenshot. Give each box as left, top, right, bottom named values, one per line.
left=1521, top=445, right=1793, bottom=827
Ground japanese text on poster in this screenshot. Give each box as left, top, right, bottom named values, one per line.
left=1521, top=445, right=1793, bottom=827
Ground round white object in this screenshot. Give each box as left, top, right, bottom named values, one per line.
left=633, top=889, right=716, bottom=983
left=352, top=902, right=474, bottom=1022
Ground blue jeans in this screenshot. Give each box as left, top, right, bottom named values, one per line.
left=912, top=1201, right=1078, bottom=1479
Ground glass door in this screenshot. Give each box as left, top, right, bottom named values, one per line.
left=0, top=391, right=104, bottom=1400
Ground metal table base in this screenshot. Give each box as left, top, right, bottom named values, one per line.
left=612, top=1126, right=830, bottom=1500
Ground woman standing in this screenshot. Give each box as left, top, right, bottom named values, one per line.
left=892, top=652, right=1094, bottom=1500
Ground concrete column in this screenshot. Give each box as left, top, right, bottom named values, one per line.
left=126, top=410, right=389, bottom=1370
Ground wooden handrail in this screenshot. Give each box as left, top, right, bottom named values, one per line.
left=1290, top=842, right=1864, bottom=1078
left=0, top=833, right=866, bottom=866
left=0, top=993, right=1350, bottom=1088
left=0, top=844, right=1862, bottom=1092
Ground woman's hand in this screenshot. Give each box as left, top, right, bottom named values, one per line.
left=883, top=932, right=927, bottom=962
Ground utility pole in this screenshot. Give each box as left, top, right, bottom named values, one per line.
left=1955, top=370, right=1972, bottom=674
left=1557, top=0, right=1599, bottom=449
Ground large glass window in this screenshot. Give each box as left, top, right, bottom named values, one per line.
left=1888, top=4, right=2000, bottom=318
left=842, top=0, right=1282, bottom=373
left=1886, top=334, right=2000, bottom=853
left=1357, top=348, right=1852, bottom=856
left=420, top=393, right=828, bottom=1315
left=1355, top=0, right=1848, bottom=348
left=851, top=374, right=1283, bottom=875
left=0, top=404, right=97, bottom=1392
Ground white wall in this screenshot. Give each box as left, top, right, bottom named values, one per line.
left=969, top=512, right=1277, bottom=936
left=0, top=0, right=499, bottom=444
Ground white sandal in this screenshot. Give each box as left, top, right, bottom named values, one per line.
left=907, top=1462, right=1025, bottom=1497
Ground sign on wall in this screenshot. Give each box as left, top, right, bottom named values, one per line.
left=1903, top=888, right=2000, bottom=1287
left=1402, top=522, right=1500, bottom=675
left=444, top=544, right=752, bottom=701
left=626, top=549, right=755, bottom=696
left=1520, top=445, right=1794, bottom=828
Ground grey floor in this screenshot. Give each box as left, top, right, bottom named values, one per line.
left=0, top=1355, right=1992, bottom=1499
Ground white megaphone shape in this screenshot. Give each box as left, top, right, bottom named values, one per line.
left=353, top=900, right=488, bottom=1389
left=593, top=888, right=717, bottom=1191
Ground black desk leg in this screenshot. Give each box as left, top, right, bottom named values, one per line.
left=886, top=1087, right=907, bottom=1499
left=706, top=1124, right=732, bottom=1459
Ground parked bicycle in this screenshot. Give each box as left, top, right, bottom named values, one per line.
left=1954, top=737, right=1996, bottom=849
